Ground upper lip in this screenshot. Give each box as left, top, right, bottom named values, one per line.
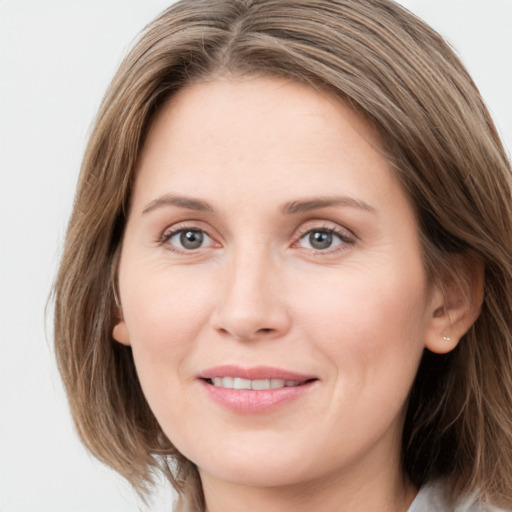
left=198, top=365, right=317, bottom=382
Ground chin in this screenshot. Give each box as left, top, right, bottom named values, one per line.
left=182, top=435, right=313, bottom=488
left=200, top=459, right=311, bottom=489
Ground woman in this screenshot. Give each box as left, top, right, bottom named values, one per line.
left=53, top=0, right=512, bottom=510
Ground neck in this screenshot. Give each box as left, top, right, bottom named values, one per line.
left=200, top=454, right=417, bottom=512
left=199, top=408, right=417, bottom=512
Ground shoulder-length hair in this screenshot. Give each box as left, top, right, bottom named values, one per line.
left=53, top=0, right=512, bottom=509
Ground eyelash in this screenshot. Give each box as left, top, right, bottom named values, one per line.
left=158, top=223, right=217, bottom=253
left=293, top=224, right=356, bottom=254
left=157, top=222, right=356, bottom=255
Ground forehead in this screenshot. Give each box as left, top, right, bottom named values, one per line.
left=131, top=75, right=405, bottom=217
left=142, top=75, right=385, bottom=163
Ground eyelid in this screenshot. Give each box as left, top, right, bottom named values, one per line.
left=293, top=220, right=356, bottom=242
left=155, top=219, right=356, bottom=254
left=157, top=221, right=220, bottom=252
left=291, top=220, right=357, bottom=253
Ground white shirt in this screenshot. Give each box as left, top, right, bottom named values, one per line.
left=408, top=480, right=508, bottom=512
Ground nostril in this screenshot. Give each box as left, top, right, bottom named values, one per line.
left=256, top=328, right=274, bottom=335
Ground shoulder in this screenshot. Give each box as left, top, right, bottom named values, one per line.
left=408, top=480, right=510, bottom=512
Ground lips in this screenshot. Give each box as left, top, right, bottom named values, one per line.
left=209, top=377, right=302, bottom=390
left=199, top=365, right=316, bottom=382
left=198, top=365, right=318, bottom=413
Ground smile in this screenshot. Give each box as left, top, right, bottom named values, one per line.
left=208, top=377, right=302, bottom=390
left=199, top=366, right=318, bottom=413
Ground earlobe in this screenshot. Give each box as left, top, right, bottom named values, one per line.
left=424, top=254, right=484, bottom=354
left=111, top=274, right=130, bottom=345
left=112, top=312, right=131, bottom=346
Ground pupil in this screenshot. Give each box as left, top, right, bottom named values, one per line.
left=180, top=230, right=203, bottom=249
left=309, top=231, right=332, bottom=250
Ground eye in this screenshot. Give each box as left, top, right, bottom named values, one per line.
left=297, top=228, right=351, bottom=251
left=163, top=228, right=214, bottom=251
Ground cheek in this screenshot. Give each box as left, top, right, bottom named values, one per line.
left=295, top=262, right=429, bottom=390
left=123, top=263, right=214, bottom=343
left=119, top=267, right=217, bottom=407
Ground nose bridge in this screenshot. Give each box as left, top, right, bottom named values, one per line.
left=212, top=240, right=289, bottom=341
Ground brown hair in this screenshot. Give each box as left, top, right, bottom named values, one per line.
left=53, top=0, right=512, bottom=509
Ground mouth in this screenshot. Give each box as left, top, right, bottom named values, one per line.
left=198, top=365, right=318, bottom=413
left=205, top=377, right=312, bottom=390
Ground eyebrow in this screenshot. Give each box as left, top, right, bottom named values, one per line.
left=142, top=194, right=375, bottom=216
left=142, top=194, right=214, bottom=215
left=281, top=196, right=375, bottom=215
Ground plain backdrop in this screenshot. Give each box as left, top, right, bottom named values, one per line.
left=1, top=1, right=511, bottom=511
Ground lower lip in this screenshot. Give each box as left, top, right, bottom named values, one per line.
left=200, top=379, right=317, bottom=414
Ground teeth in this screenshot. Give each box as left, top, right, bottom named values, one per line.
left=251, top=379, right=270, bottom=390
left=270, top=379, right=285, bottom=389
left=209, top=377, right=301, bottom=390
left=233, top=377, right=252, bottom=390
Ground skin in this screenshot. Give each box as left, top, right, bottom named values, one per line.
left=113, top=76, right=475, bottom=512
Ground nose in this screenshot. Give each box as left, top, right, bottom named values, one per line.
left=210, top=247, right=291, bottom=342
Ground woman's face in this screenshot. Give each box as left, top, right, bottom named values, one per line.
left=114, top=76, right=440, bottom=491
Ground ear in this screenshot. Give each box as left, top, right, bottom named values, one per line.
left=424, top=253, right=484, bottom=354
left=112, top=308, right=131, bottom=346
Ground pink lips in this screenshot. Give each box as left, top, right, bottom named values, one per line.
left=198, top=365, right=318, bottom=414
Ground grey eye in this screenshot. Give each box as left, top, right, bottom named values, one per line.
left=168, top=229, right=211, bottom=250
left=181, top=230, right=204, bottom=249
left=309, top=231, right=333, bottom=249
left=299, top=229, right=343, bottom=251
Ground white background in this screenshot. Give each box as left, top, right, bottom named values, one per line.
left=1, top=1, right=511, bottom=510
